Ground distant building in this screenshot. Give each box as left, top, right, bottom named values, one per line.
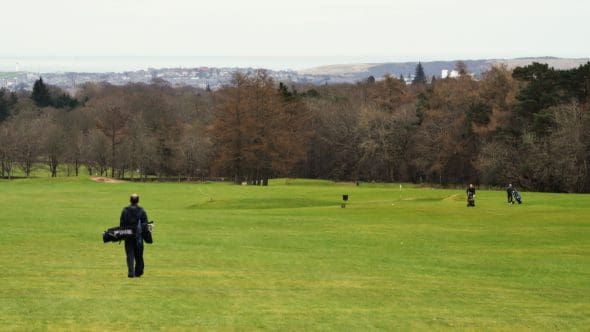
left=441, top=69, right=460, bottom=79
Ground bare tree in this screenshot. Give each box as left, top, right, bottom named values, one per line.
left=13, top=116, right=43, bottom=177
left=83, top=129, right=110, bottom=176
left=91, top=93, right=130, bottom=178
left=409, top=75, right=480, bottom=184
left=178, top=123, right=212, bottom=180
left=212, top=71, right=312, bottom=184
left=548, top=103, right=590, bottom=192
left=124, top=117, right=158, bottom=180
left=0, top=121, right=17, bottom=179
left=37, top=110, right=67, bottom=177
left=305, top=91, right=361, bottom=180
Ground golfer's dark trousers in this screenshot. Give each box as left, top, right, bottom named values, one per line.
left=124, top=239, right=144, bottom=277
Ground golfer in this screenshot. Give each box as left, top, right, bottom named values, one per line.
left=466, top=184, right=476, bottom=207
left=120, top=193, right=149, bottom=278
left=507, top=184, right=514, bottom=204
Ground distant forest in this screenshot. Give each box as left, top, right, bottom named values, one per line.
left=1, top=61, right=590, bottom=192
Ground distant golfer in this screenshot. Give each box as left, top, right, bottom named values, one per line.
left=120, top=193, right=149, bottom=278
left=507, top=183, right=514, bottom=204
left=466, top=184, right=476, bottom=207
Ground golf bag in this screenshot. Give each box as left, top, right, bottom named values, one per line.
left=467, top=192, right=475, bottom=207
left=513, top=190, right=522, bottom=204
left=102, top=221, right=154, bottom=243
left=143, top=221, right=154, bottom=244
left=103, top=226, right=135, bottom=243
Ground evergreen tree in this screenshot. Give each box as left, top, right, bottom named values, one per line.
left=31, top=77, right=51, bottom=107
left=512, top=62, right=559, bottom=119
left=412, top=62, right=427, bottom=85
left=279, top=82, right=293, bottom=100
left=53, top=93, right=79, bottom=110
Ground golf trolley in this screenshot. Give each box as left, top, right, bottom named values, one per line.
left=467, top=192, right=475, bottom=207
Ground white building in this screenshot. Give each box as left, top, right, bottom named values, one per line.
left=441, top=69, right=460, bottom=79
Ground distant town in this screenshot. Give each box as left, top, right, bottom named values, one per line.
left=1, top=57, right=588, bottom=93
left=0, top=67, right=308, bottom=93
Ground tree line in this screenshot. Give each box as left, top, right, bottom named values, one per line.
left=1, top=62, right=589, bottom=192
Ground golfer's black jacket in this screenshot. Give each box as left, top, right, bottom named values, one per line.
left=120, top=204, right=148, bottom=233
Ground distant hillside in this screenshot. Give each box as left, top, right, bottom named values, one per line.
left=299, top=57, right=590, bottom=82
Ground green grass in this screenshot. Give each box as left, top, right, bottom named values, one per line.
left=0, top=177, right=589, bottom=330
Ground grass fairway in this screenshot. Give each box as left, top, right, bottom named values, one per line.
left=0, top=177, right=589, bottom=330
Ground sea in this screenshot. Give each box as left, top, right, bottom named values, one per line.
left=0, top=55, right=406, bottom=73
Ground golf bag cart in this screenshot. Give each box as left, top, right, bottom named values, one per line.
left=513, top=190, right=522, bottom=204
left=467, top=192, right=475, bottom=207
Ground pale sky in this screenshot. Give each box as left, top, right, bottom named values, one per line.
left=1, top=0, right=589, bottom=62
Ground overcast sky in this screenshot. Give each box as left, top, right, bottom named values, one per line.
left=1, top=0, right=589, bottom=62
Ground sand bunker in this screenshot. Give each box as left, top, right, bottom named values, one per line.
left=91, top=176, right=126, bottom=183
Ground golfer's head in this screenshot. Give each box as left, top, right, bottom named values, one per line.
left=130, top=193, right=139, bottom=204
